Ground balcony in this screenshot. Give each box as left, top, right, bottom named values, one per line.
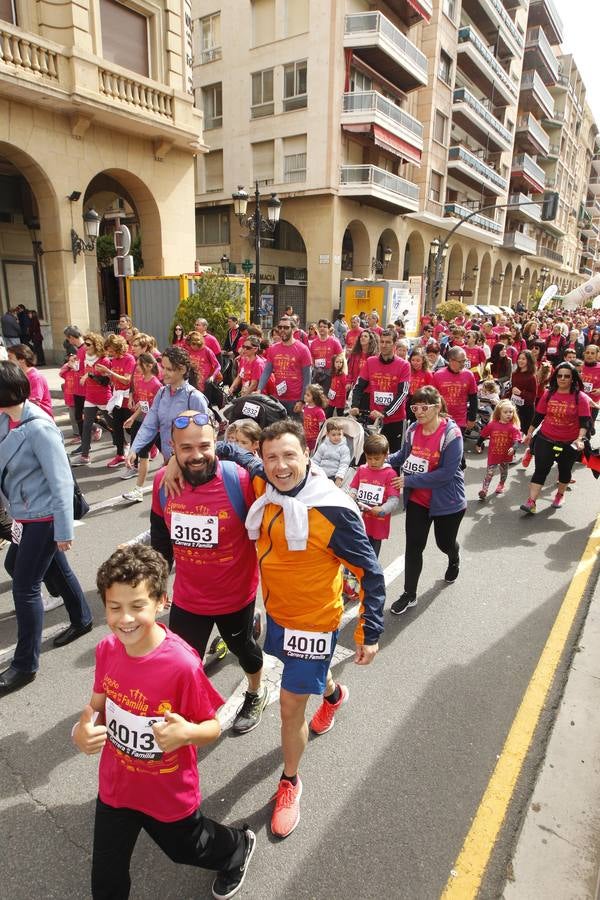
left=506, top=192, right=542, bottom=223
left=591, top=154, right=600, bottom=174
left=339, top=164, right=420, bottom=212
left=535, top=244, right=564, bottom=263
left=452, top=87, right=512, bottom=153
left=523, top=27, right=559, bottom=84
left=527, top=0, right=564, bottom=46
left=344, top=13, right=428, bottom=92
left=515, top=113, right=550, bottom=156
left=504, top=231, right=537, bottom=253
left=586, top=199, right=600, bottom=218
left=520, top=70, right=554, bottom=120
left=444, top=203, right=503, bottom=235
left=511, top=153, right=545, bottom=193
left=448, top=145, right=508, bottom=195
left=589, top=176, right=600, bottom=197
left=199, top=46, right=222, bottom=65
left=0, top=21, right=201, bottom=149
left=546, top=142, right=560, bottom=158
left=385, top=0, right=433, bottom=27
left=457, top=27, right=519, bottom=106
left=460, top=0, right=524, bottom=59
left=580, top=266, right=593, bottom=277
left=341, top=91, right=423, bottom=164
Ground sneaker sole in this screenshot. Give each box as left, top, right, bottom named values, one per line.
left=271, top=782, right=302, bottom=839
left=211, top=830, right=257, bottom=900
left=519, top=504, right=536, bottom=514
left=122, top=494, right=144, bottom=502
left=390, top=598, right=417, bottom=616
left=309, top=688, right=349, bottom=736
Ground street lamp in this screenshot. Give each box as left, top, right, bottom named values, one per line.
left=232, top=183, right=281, bottom=317
left=429, top=238, right=448, bottom=307
left=371, top=246, right=392, bottom=277
left=220, top=254, right=230, bottom=275
left=538, top=265, right=550, bottom=290
left=71, top=208, right=101, bottom=262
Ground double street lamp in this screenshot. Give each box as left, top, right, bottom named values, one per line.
left=232, top=182, right=282, bottom=316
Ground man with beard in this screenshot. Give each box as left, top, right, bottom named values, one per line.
left=149, top=410, right=267, bottom=734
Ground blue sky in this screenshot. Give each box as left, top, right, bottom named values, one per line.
left=554, top=0, right=600, bottom=124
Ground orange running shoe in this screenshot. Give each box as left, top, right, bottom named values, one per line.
left=309, top=684, right=349, bottom=735
left=271, top=777, right=302, bottom=838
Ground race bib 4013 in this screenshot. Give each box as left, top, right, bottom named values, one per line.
left=105, top=698, right=164, bottom=760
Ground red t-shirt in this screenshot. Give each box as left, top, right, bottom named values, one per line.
left=327, top=373, right=348, bottom=409
left=465, top=346, right=486, bottom=371
left=83, top=356, right=112, bottom=406
left=109, top=353, right=136, bottom=409
left=265, top=340, right=312, bottom=402
left=26, top=368, right=53, bottom=418
left=303, top=405, right=326, bottom=450
left=345, top=327, right=363, bottom=351
left=537, top=389, right=591, bottom=442
left=151, top=463, right=258, bottom=615
left=363, top=355, right=411, bottom=423
left=480, top=421, right=521, bottom=465
left=409, top=369, right=434, bottom=395
left=350, top=463, right=399, bottom=539
left=433, top=368, right=477, bottom=427
left=581, top=363, right=600, bottom=401
left=348, top=352, right=368, bottom=385
left=405, top=420, right=446, bottom=508
left=238, top=355, right=265, bottom=390
left=545, top=334, right=562, bottom=359
left=310, top=336, right=343, bottom=372
left=59, top=363, right=79, bottom=407
left=186, top=346, right=219, bottom=391
left=203, top=333, right=221, bottom=356
left=72, top=345, right=87, bottom=397
left=132, top=372, right=162, bottom=414
left=94, top=626, right=224, bottom=822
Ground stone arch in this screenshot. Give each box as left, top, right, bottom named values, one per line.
left=446, top=243, right=463, bottom=298
left=478, top=252, right=492, bottom=305
left=402, top=230, right=425, bottom=279
left=490, top=259, right=504, bottom=304
left=342, top=219, right=371, bottom=279
left=464, top=247, right=478, bottom=301
left=376, top=227, right=400, bottom=280
left=502, top=262, right=513, bottom=306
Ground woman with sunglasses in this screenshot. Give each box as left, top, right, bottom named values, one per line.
left=229, top=336, right=264, bottom=397
left=520, top=362, right=591, bottom=514
left=71, top=333, right=112, bottom=467
left=388, top=385, right=466, bottom=616
left=172, top=324, right=186, bottom=346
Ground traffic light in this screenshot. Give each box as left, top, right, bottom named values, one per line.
left=541, top=191, right=559, bottom=221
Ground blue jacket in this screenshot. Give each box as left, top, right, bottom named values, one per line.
left=131, top=381, right=208, bottom=460
left=388, top=418, right=466, bottom=517
left=0, top=401, right=74, bottom=541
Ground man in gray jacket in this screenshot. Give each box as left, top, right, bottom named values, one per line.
left=1, top=309, right=22, bottom=347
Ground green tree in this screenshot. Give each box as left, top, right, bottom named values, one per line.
left=174, top=273, right=246, bottom=342
left=435, top=299, right=467, bottom=322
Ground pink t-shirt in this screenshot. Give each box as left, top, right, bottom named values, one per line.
left=151, top=463, right=258, bottom=615
left=93, top=626, right=224, bottom=822
left=350, top=463, right=399, bottom=539
left=109, top=353, right=136, bottom=409
left=26, top=367, right=53, bottom=418
left=265, top=340, right=312, bottom=402
left=186, top=346, right=220, bottom=391
left=345, top=327, right=363, bottom=351
left=238, top=355, right=265, bottom=389
left=327, top=373, right=348, bottom=409
left=433, top=368, right=477, bottom=427
left=409, top=369, right=434, bottom=395
left=59, top=363, right=79, bottom=407
left=132, top=372, right=162, bottom=413
left=537, top=389, right=591, bottom=442
left=311, top=336, right=343, bottom=372
left=406, top=420, right=446, bottom=508
left=480, top=421, right=521, bottom=465
left=363, top=355, right=411, bottom=423
left=303, top=405, right=326, bottom=450
left=582, top=363, right=600, bottom=400
left=465, top=346, right=486, bottom=371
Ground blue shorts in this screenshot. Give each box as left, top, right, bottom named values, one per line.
left=264, top=614, right=338, bottom=696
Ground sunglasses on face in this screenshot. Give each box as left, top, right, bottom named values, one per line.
left=556, top=373, right=572, bottom=379
left=173, top=414, right=211, bottom=429
left=410, top=403, right=437, bottom=413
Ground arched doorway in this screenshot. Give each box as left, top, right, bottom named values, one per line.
left=478, top=252, right=492, bottom=305
left=376, top=228, right=400, bottom=280
left=464, top=248, right=478, bottom=305
left=490, top=261, right=504, bottom=305
left=342, top=220, right=370, bottom=279
left=501, top=262, right=513, bottom=307
left=445, top=244, right=463, bottom=301
left=402, top=230, right=425, bottom=279
left=264, top=219, right=307, bottom=324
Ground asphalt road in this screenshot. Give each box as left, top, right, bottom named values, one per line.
left=0, top=420, right=598, bottom=900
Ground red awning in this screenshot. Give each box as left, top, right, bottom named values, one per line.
left=372, top=124, right=422, bottom=165
left=406, top=0, right=432, bottom=24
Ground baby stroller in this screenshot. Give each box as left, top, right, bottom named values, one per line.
left=312, top=415, right=365, bottom=485
left=222, top=392, right=288, bottom=430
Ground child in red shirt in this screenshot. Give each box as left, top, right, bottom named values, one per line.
left=303, top=384, right=327, bottom=451
left=326, top=353, right=348, bottom=417
left=73, top=545, right=256, bottom=900
left=59, top=356, right=81, bottom=438
left=476, top=400, right=522, bottom=499
left=348, top=433, right=400, bottom=558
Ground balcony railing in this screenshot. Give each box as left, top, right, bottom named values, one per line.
left=508, top=192, right=542, bottom=221
left=528, top=0, right=564, bottom=45
left=0, top=23, right=59, bottom=79
left=520, top=70, right=554, bottom=118
left=342, top=91, right=423, bottom=141
left=444, top=202, right=503, bottom=234
left=512, top=153, right=545, bottom=188
left=580, top=266, right=593, bottom=277
left=486, top=0, right=524, bottom=48
left=536, top=244, right=563, bottom=263
left=340, top=164, right=420, bottom=205
left=457, top=27, right=518, bottom=101
left=525, top=26, right=559, bottom=82
left=453, top=87, right=511, bottom=144
left=504, top=231, right=537, bottom=253
left=344, top=13, right=427, bottom=82
left=448, top=145, right=508, bottom=191
left=200, top=46, right=222, bottom=64
left=516, top=113, right=550, bottom=153
left=99, top=68, right=174, bottom=119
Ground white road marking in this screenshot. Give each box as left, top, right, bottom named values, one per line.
left=88, top=485, right=152, bottom=513
left=217, top=554, right=405, bottom=730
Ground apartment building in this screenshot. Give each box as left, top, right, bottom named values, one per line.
left=0, top=0, right=203, bottom=353
left=194, top=0, right=597, bottom=323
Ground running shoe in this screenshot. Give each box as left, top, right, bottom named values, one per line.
left=232, top=684, right=269, bottom=734
left=122, top=487, right=144, bottom=502
left=106, top=455, right=126, bottom=468
left=390, top=593, right=417, bottom=615
left=149, top=445, right=159, bottom=460
left=271, top=777, right=303, bottom=839
left=71, top=455, right=90, bottom=467
left=521, top=449, right=532, bottom=468
left=211, top=827, right=256, bottom=899
left=92, top=426, right=102, bottom=442
left=309, top=684, right=349, bottom=735
left=210, top=636, right=228, bottom=660
left=69, top=445, right=82, bottom=456
left=444, top=557, right=460, bottom=583
left=120, top=466, right=138, bottom=480
left=495, top=483, right=506, bottom=495
left=42, top=595, right=63, bottom=612
left=478, top=489, right=487, bottom=501
left=520, top=497, right=537, bottom=514
left=551, top=491, right=564, bottom=508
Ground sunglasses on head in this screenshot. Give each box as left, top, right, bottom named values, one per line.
left=173, top=413, right=212, bottom=429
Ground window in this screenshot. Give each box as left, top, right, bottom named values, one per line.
left=442, top=0, right=457, bottom=22
left=252, top=0, right=275, bottom=47
left=0, top=0, right=16, bottom=24
left=284, top=0, right=308, bottom=36
left=252, top=140, right=275, bottom=185
left=196, top=209, right=229, bottom=244
left=283, top=61, right=307, bottom=111
left=283, top=135, right=307, bottom=183
left=350, top=67, right=372, bottom=93
left=204, top=151, right=223, bottom=192
left=100, top=0, right=149, bottom=77
left=433, top=110, right=448, bottom=145
left=251, top=69, right=274, bottom=118
left=203, top=83, right=222, bottom=129
left=199, top=12, right=221, bottom=64
left=429, top=170, right=443, bottom=203
left=438, top=50, right=452, bottom=86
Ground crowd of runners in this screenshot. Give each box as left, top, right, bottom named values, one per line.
left=0, top=299, right=598, bottom=898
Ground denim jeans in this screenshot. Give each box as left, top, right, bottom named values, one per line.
left=5, top=521, right=92, bottom=673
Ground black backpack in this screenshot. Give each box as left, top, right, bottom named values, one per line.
left=224, top=393, right=288, bottom=428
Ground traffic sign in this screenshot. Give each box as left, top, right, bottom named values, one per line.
left=114, top=225, right=131, bottom=257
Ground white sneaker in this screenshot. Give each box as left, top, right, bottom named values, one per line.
left=122, top=487, right=144, bottom=502
left=92, top=426, right=102, bottom=442
left=43, top=595, right=63, bottom=612
left=120, top=467, right=138, bottom=480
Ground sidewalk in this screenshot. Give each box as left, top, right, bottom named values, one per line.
left=504, top=572, right=600, bottom=899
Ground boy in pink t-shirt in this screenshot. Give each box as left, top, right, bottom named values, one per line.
left=73, top=545, right=256, bottom=900
left=348, top=433, right=400, bottom=558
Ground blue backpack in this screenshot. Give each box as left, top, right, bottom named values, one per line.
left=158, top=460, right=248, bottom=523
